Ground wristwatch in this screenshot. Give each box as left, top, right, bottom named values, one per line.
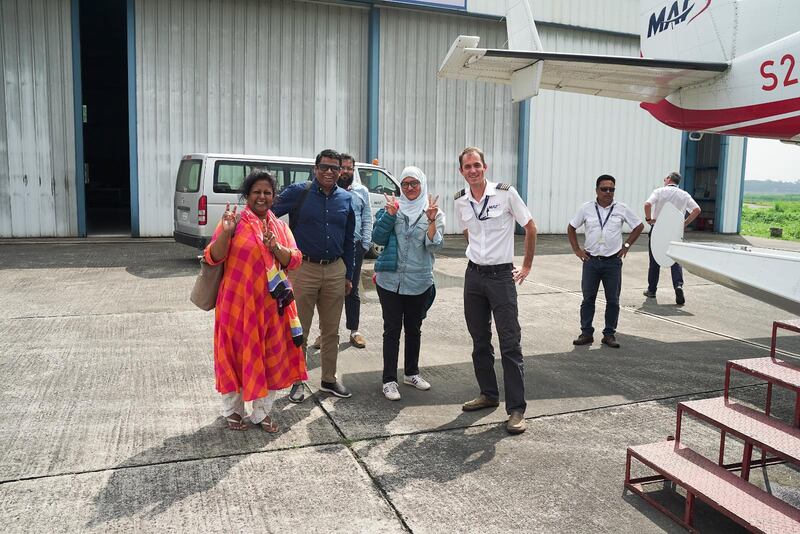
left=623, top=243, right=630, bottom=249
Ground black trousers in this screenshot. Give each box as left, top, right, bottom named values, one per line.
left=463, top=264, right=526, bottom=414
left=345, top=241, right=366, bottom=331
left=377, top=284, right=432, bottom=384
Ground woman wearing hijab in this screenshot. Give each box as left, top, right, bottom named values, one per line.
left=205, top=169, right=307, bottom=432
left=371, top=166, right=445, bottom=401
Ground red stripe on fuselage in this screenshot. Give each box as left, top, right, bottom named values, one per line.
left=719, top=115, right=800, bottom=139
left=641, top=96, right=800, bottom=134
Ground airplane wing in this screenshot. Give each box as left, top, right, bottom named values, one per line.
left=437, top=35, right=729, bottom=103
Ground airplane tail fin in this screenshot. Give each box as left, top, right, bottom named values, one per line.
left=505, top=0, right=544, bottom=101
left=639, top=0, right=735, bottom=62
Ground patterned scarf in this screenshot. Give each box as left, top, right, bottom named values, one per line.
left=240, top=207, right=304, bottom=347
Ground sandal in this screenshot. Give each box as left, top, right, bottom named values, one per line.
left=225, top=413, right=249, bottom=431
left=257, top=415, right=279, bottom=433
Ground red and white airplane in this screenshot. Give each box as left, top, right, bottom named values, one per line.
left=438, top=0, right=800, bottom=144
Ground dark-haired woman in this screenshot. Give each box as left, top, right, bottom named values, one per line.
left=205, top=169, right=307, bottom=432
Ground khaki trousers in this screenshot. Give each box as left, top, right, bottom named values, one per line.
left=288, top=258, right=346, bottom=383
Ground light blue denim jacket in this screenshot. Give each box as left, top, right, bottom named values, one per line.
left=375, top=210, right=444, bottom=295
left=350, top=183, right=372, bottom=250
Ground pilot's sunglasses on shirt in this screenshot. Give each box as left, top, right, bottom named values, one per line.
left=317, top=163, right=341, bottom=172
left=599, top=187, right=616, bottom=193
left=401, top=181, right=421, bottom=189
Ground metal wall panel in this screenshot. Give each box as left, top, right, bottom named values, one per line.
left=379, top=8, right=518, bottom=234
left=0, top=0, right=77, bottom=237
left=135, top=0, right=368, bottom=236
left=527, top=25, right=682, bottom=233
left=467, top=0, right=638, bottom=35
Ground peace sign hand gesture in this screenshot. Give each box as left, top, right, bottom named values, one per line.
left=426, top=194, right=439, bottom=222
left=222, top=202, right=238, bottom=235
left=384, top=193, right=399, bottom=216
left=261, top=220, right=279, bottom=253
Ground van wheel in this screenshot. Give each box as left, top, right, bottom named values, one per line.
left=366, top=244, right=384, bottom=259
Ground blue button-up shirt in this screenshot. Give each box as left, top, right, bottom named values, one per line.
left=272, top=179, right=356, bottom=279
left=350, top=183, right=372, bottom=250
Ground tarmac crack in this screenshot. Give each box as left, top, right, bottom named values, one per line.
left=308, top=390, right=413, bottom=533
left=0, top=382, right=771, bottom=490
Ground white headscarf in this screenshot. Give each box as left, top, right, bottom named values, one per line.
left=398, top=166, right=428, bottom=222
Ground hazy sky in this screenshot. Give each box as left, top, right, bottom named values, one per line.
left=744, top=138, right=800, bottom=182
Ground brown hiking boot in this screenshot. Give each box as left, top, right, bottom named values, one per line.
left=506, top=411, right=526, bottom=434
left=572, top=334, right=593, bottom=346
left=601, top=335, right=620, bottom=348
left=462, top=394, right=500, bottom=412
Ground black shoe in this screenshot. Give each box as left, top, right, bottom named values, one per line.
left=572, top=334, right=594, bottom=346
left=288, top=382, right=306, bottom=403
left=320, top=381, right=352, bottom=398
left=675, top=287, right=685, bottom=305
left=601, top=335, right=620, bottom=348
left=642, top=290, right=656, bottom=298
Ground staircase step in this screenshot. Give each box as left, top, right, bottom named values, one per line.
left=679, top=397, right=800, bottom=463
left=627, top=441, right=800, bottom=532
left=728, top=357, right=800, bottom=390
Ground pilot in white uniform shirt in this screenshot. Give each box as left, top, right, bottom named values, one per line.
left=455, top=180, right=532, bottom=265
left=569, top=200, right=642, bottom=257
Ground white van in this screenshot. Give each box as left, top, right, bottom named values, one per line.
left=173, top=153, right=400, bottom=255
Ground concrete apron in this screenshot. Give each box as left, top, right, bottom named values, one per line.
left=0, top=240, right=798, bottom=532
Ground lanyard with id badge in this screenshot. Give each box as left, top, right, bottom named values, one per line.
left=595, top=203, right=615, bottom=244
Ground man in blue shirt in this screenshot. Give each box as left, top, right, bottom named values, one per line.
left=272, top=149, right=356, bottom=401
left=338, top=154, right=372, bottom=348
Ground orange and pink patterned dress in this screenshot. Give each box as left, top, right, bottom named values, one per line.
left=204, top=208, right=307, bottom=401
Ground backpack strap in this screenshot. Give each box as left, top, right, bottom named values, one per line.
left=289, top=180, right=314, bottom=230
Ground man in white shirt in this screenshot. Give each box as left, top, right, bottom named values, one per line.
left=454, top=147, right=537, bottom=435
left=567, top=175, right=644, bottom=348
left=643, top=172, right=701, bottom=305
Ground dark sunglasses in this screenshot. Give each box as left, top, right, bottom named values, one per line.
left=598, top=187, right=615, bottom=193
left=317, top=163, right=341, bottom=172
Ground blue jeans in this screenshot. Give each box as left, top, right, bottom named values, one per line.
left=647, top=234, right=683, bottom=292
left=580, top=256, right=622, bottom=337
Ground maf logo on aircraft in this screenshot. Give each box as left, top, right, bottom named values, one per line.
left=647, top=0, right=711, bottom=38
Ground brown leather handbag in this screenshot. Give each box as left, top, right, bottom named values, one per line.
left=190, top=255, right=223, bottom=311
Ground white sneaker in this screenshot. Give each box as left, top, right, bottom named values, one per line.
left=382, top=381, right=401, bottom=401
left=403, top=374, right=431, bottom=390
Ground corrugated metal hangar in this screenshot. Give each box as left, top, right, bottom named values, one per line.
left=0, top=0, right=746, bottom=237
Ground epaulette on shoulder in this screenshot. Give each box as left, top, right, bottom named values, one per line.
left=454, top=188, right=466, bottom=200
left=496, top=182, right=512, bottom=191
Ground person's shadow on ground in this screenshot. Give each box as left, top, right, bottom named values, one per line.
left=85, top=396, right=323, bottom=528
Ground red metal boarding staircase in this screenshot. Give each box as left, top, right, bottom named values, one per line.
left=625, top=319, right=800, bottom=533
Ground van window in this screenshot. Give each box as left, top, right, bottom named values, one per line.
left=287, top=166, right=313, bottom=189
left=214, top=161, right=285, bottom=194
left=176, top=159, right=202, bottom=192
left=359, top=168, right=399, bottom=196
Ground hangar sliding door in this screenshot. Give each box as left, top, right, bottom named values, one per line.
left=379, top=8, right=518, bottom=234
left=135, top=0, right=369, bottom=236
left=0, top=0, right=78, bottom=237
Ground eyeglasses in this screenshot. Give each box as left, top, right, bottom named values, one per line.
left=401, top=181, right=421, bottom=189
left=317, top=163, right=341, bottom=172
left=598, top=187, right=615, bottom=193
